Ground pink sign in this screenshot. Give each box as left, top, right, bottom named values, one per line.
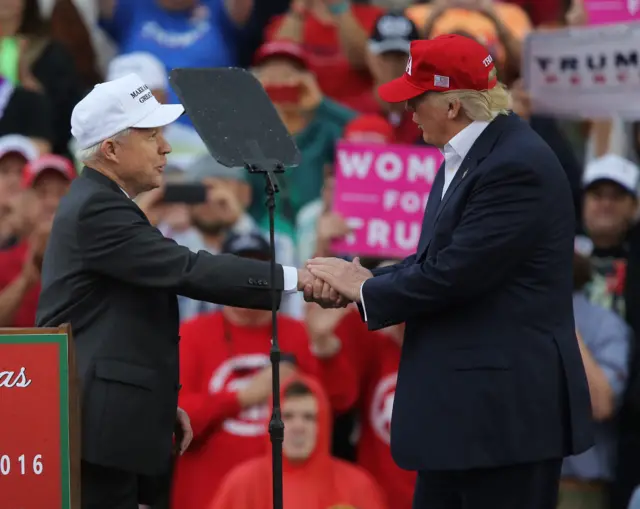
left=585, top=0, right=640, bottom=25
left=331, top=141, right=443, bottom=259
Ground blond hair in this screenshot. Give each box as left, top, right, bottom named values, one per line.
left=435, top=68, right=512, bottom=122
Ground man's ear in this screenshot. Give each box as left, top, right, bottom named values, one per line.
left=447, top=99, right=462, bottom=120
left=101, top=139, right=118, bottom=163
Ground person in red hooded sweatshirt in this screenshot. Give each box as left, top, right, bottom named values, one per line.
left=305, top=259, right=415, bottom=509
left=210, top=373, right=387, bottom=509
left=171, top=232, right=357, bottom=509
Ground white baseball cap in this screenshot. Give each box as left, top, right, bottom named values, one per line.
left=583, top=154, right=640, bottom=195
left=107, top=52, right=168, bottom=92
left=71, top=73, right=184, bottom=150
left=0, top=134, right=38, bottom=161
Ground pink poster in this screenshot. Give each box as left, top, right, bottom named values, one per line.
left=331, top=141, right=443, bottom=259
left=585, top=0, right=640, bottom=25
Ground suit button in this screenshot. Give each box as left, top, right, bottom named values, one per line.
left=248, top=278, right=255, bottom=285
left=176, top=383, right=182, bottom=391
left=260, top=280, right=267, bottom=286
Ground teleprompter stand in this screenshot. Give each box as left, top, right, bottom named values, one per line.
left=170, top=68, right=301, bottom=509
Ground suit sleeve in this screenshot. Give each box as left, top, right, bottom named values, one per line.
left=77, top=191, right=284, bottom=310
left=357, top=254, right=417, bottom=320
left=370, top=254, right=417, bottom=277
left=361, top=163, right=547, bottom=330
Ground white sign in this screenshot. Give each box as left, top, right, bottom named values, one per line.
left=523, top=24, right=640, bottom=119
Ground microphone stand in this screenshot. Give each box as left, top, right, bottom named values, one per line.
left=245, top=159, right=285, bottom=509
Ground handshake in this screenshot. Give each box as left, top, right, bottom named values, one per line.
left=296, top=257, right=373, bottom=308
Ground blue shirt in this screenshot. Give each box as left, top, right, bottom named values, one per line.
left=100, top=0, right=240, bottom=126
left=561, top=292, right=631, bottom=481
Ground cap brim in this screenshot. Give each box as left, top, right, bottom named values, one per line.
left=368, top=39, right=411, bottom=55
left=132, top=104, right=185, bottom=129
left=377, top=75, right=426, bottom=103
left=584, top=177, right=635, bottom=195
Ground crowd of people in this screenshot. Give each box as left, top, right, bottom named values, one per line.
left=1, top=0, right=640, bottom=508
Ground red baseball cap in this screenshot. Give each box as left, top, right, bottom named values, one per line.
left=378, top=34, right=498, bottom=103
left=253, top=41, right=309, bottom=69
left=22, top=154, right=77, bottom=188
left=344, top=114, right=394, bottom=144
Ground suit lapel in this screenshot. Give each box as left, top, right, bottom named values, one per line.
left=416, top=114, right=517, bottom=258
left=416, top=161, right=445, bottom=257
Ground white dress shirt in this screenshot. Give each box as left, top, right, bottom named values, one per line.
left=359, top=120, right=491, bottom=321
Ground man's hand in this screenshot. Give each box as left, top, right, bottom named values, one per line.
left=174, top=407, right=193, bottom=455
left=297, top=267, right=314, bottom=291
left=307, top=256, right=373, bottom=303
left=299, top=267, right=351, bottom=308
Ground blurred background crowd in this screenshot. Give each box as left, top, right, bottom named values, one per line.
left=1, top=0, right=640, bottom=508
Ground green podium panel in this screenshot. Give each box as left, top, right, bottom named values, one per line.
left=0, top=325, right=80, bottom=509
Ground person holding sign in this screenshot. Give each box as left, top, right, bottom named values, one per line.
left=35, top=73, right=314, bottom=509
left=305, top=35, right=594, bottom=509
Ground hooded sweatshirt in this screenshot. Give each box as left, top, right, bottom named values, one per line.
left=171, top=312, right=357, bottom=509
left=210, top=374, right=387, bottom=509
left=335, top=309, right=416, bottom=509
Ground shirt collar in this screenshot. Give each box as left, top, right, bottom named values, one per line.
left=442, top=120, right=491, bottom=162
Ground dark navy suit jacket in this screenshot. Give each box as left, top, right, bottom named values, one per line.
left=360, top=113, right=594, bottom=472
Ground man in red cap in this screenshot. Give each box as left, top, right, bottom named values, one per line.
left=305, top=34, right=593, bottom=508
left=0, top=154, right=75, bottom=327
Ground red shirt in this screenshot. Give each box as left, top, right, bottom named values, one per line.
left=171, top=312, right=356, bottom=509
left=265, top=5, right=384, bottom=113
left=0, top=242, right=40, bottom=327
left=336, top=309, right=416, bottom=509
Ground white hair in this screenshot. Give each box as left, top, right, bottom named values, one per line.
left=75, top=128, right=131, bottom=164
left=435, top=68, right=512, bottom=122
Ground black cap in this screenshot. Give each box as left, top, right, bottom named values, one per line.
left=369, top=12, right=419, bottom=55
left=222, top=231, right=270, bottom=259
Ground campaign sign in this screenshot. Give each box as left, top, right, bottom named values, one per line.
left=0, top=328, right=79, bottom=509
left=523, top=24, right=640, bottom=119
left=332, top=141, right=443, bottom=259
left=585, top=0, right=640, bottom=25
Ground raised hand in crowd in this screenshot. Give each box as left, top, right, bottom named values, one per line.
left=236, top=361, right=297, bottom=408
left=17, top=37, right=44, bottom=94
left=566, top=0, right=588, bottom=26
left=305, top=301, right=349, bottom=356
left=315, top=211, right=351, bottom=257
left=22, top=219, right=51, bottom=285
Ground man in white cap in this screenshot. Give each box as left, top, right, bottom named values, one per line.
left=36, top=73, right=312, bottom=509
left=105, top=51, right=208, bottom=170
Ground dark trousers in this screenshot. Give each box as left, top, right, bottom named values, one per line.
left=413, top=458, right=563, bottom=509
left=81, top=461, right=165, bottom=509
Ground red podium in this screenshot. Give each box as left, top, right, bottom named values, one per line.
left=0, top=324, right=80, bottom=509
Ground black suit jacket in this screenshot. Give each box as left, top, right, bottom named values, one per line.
left=36, top=167, right=285, bottom=475
left=360, top=114, right=593, bottom=471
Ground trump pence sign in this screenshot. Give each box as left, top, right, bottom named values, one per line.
left=331, top=141, right=443, bottom=259
left=0, top=329, right=79, bottom=509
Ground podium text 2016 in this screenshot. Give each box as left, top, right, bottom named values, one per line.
left=0, top=325, right=80, bottom=509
